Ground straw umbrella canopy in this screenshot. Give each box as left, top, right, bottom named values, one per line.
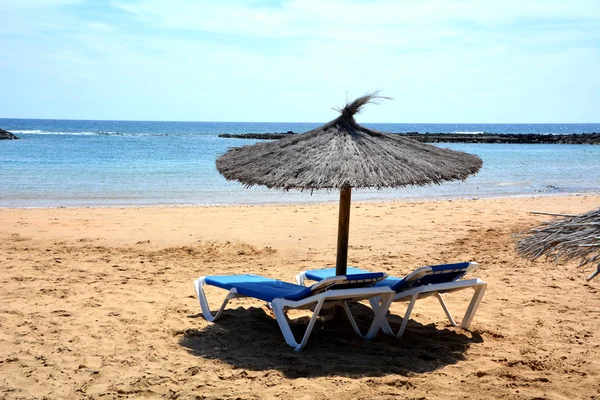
left=216, top=93, right=483, bottom=276
left=516, top=207, right=600, bottom=281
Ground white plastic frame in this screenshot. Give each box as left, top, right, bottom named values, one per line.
left=193, top=277, right=395, bottom=351
left=296, top=265, right=487, bottom=339
left=367, top=278, right=487, bottom=338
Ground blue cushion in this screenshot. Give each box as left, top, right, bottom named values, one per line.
left=205, top=272, right=386, bottom=303
left=205, top=274, right=312, bottom=302
left=304, top=262, right=472, bottom=292
left=374, top=277, right=404, bottom=288
left=324, top=272, right=387, bottom=290
left=429, top=261, right=470, bottom=272
left=304, top=267, right=369, bottom=282
left=205, top=274, right=274, bottom=289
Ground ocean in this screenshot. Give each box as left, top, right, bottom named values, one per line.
left=1, top=119, right=599, bottom=207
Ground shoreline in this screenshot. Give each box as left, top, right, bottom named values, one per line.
left=1, top=191, right=597, bottom=211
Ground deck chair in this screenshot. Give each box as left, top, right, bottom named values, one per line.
left=296, top=262, right=487, bottom=339
left=193, top=273, right=395, bottom=351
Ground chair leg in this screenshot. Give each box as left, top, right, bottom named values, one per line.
left=435, top=284, right=487, bottom=329
left=342, top=293, right=394, bottom=340
left=193, top=278, right=239, bottom=322
left=368, top=296, right=396, bottom=335
left=460, top=283, right=487, bottom=329
left=371, top=293, right=420, bottom=338
left=435, top=292, right=458, bottom=327
left=270, top=298, right=326, bottom=351
left=395, top=293, right=418, bottom=338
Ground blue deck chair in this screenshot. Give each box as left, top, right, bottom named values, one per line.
left=296, top=262, right=487, bottom=339
left=193, top=273, right=395, bottom=351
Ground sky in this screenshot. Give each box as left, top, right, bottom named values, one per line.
left=0, top=0, right=599, bottom=123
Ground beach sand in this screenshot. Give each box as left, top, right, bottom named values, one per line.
left=1, top=195, right=599, bottom=399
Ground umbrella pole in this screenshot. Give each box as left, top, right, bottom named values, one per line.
left=333, top=186, right=352, bottom=322
left=335, top=186, right=352, bottom=276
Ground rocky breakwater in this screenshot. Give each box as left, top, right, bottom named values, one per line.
left=404, top=132, right=600, bottom=144
left=218, top=131, right=295, bottom=140
left=0, top=128, right=19, bottom=140
left=219, top=131, right=600, bottom=144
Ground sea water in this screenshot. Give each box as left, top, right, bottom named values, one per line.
left=1, top=119, right=599, bottom=207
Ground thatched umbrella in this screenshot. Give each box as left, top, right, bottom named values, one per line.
left=216, top=93, right=482, bottom=276
left=516, top=208, right=600, bottom=281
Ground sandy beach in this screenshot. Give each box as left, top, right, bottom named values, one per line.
left=1, top=195, right=599, bottom=399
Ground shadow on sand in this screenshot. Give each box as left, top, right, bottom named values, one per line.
left=179, top=303, right=483, bottom=378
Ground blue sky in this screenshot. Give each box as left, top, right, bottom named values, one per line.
left=0, top=0, right=599, bottom=122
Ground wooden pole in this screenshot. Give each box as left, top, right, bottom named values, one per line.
left=335, top=186, right=352, bottom=276
left=333, top=186, right=352, bottom=321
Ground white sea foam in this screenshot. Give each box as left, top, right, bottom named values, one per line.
left=14, top=130, right=173, bottom=136
left=453, top=131, right=484, bottom=135
left=32, top=131, right=98, bottom=135
left=495, top=181, right=532, bottom=187
left=17, top=131, right=124, bottom=136
left=9, top=130, right=43, bottom=133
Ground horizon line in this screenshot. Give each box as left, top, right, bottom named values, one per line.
left=2, top=117, right=600, bottom=125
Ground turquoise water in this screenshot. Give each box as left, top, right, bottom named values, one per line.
left=1, top=119, right=599, bottom=207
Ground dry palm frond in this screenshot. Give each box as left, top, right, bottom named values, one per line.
left=516, top=207, right=600, bottom=280
left=333, top=91, right=392, bottom=119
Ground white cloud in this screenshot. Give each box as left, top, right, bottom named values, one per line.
left=88, top=22, right=118, bottom=32
left=43, top=49, right=94, bottom=67
left=110, top=0, right=600, bottom=37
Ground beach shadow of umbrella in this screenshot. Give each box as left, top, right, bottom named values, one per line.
left=179, top=304, right=482, bottom=378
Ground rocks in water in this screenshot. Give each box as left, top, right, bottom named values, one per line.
left=218, top=132, right=295, bottom=139
left=404, top=133, right=600, bottom=145
left=218, top=131, right=600, bottom=144
left=0, top=128, right=19, bottom=140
